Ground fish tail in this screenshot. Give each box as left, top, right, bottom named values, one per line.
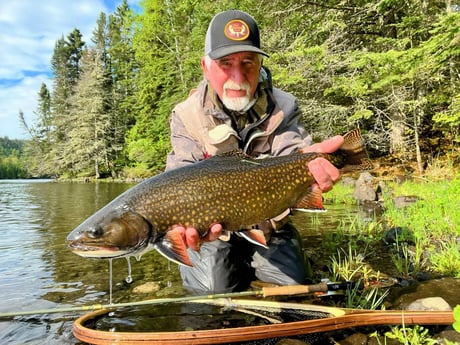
left=337, top=128, right=373, bottom=173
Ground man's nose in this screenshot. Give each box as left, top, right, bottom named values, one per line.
left=230, top=66, right=245, bottom=84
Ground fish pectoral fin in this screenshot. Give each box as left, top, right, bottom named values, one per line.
left=154, top=229, right=193, bottom=267
left=238, top=229, right=268, bottom=249
left=293, top=185, right=326, bottom=212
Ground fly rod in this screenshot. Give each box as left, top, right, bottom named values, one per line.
left=0, top=282, right=332, bottom=318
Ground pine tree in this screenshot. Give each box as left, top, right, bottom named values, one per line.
left=18, top=83, right=54, bottom=176
left=67, top=47, right=112, bottom=178
left=127, top=0, right=212, bottom=172
left=107, top=0, right=138, bottom=171
left=49, top=29, right=85, bottom=175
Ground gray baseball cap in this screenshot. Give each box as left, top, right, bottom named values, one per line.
left=205, top=10, right=269, bottom=60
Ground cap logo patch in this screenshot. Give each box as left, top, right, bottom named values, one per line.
left=224, top=20, right=250, bottom=41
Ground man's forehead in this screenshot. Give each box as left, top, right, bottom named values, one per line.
left=217, top=52, right=259, bottom=61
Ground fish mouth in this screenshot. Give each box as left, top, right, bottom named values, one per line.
left=67, top=242, right=131, bottom=258
left=67, top=236, right=151, bottom=259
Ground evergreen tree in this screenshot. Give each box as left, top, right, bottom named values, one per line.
left=19, top=83, right=54, bottom=176
left=49, top=29, right=85, bottom=175
left=250, top=0, right=458, bottom=167
left=107, top=0, right=138, bottom=171
left=67, top=47, right=112, bottom=178
left=127, top=0, right=221, bottom=172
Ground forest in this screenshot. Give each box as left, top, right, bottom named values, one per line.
left=12, top=0, right=460, bottom=179
left=0, top=138, right=27, bottom=179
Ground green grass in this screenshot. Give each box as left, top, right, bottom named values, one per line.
left=317, top=176, right=460, bottom=282
left=320, top=173, right=460, bottom=340
left=383, top=177, right=460, bottom=277
left=383, top=178, right=460, bottom=239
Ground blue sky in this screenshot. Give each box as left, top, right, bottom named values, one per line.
left=0, top=0, right=139, bottom=139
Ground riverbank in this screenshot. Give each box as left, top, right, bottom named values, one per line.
left=294, top=159, right=460, bottom=344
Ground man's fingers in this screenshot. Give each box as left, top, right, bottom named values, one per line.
left=303, top=135, right=344, bottom=154
left=173, top=223, right=224, bottom=251
left=184, top=226, right=200, bottom=251
left=308, top=158, right=340, bottom=192
left=207, top=223, right=223, bottom=241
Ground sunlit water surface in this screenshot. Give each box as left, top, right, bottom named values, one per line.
left=0, top=179, right=358, bottom=344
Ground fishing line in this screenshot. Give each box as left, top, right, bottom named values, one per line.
left=109, top=259, right=113, bottom=305
left=0, top=290, right=261, bottom=318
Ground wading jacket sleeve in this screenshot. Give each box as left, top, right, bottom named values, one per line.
left=165, top=80, right=312, bottom=170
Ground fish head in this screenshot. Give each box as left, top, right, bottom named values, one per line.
left=67, top=206, right=151, bottom=258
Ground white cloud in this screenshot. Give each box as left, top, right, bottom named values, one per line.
left=0, top=74, right=51, bottom=138
left=0, top=0, right=123, bottom=139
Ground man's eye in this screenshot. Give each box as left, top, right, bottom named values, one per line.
left=219, top=61, right=231, bottom=66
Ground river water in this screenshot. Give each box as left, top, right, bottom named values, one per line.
left=0, top=179, right=364, bottom=344
left=0, top=180, right=188, bottom=344
left=2, top=180, right=459, bottom=344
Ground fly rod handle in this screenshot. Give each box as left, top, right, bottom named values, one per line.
left=262, top=283, right=328, bottom=297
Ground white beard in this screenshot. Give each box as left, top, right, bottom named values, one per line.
left=221, top=80, right=251, bottom=112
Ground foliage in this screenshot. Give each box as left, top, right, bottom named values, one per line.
left=331, top=245, right=367, bottom=282
left=13, top=0, right=460, bottom=178
left=390, top=236, right=425, bottom=278
left=430, top=240, right=460, bottom=278
left=0, top=138, right=28, bottom=179
left=66, top=47, right=113, bottom=178
left=383, top=178, right=460, bottom=240
left=371, top=324, right=440, bottom=345
left=0, top=154, right=27, bottom=179
left=454, top=305, right=460, bottom=333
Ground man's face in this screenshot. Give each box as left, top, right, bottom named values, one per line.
left=202, top=52, right=261, bottom=111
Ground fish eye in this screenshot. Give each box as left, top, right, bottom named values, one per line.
left=87, top=226, right=104, bottom=239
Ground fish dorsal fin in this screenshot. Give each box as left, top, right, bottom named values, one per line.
left=238, top=229, right=268, bottom=248
left=293, top=185, right=326, bottom=212
left=154, top=228, right=193, bottom=267
left=218, top=149, right=253, bottom=159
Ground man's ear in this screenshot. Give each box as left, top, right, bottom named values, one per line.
left=201, top=56, right=208, bottom=77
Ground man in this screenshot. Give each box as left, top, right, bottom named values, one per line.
left=166, top=10, right=343, bottom=293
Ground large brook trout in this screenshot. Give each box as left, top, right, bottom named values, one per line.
left=67, top=129, right=372, bottom=266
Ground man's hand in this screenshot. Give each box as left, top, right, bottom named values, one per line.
left=172, top=223, right=223, bottom=251
left=302, top=135, right=344, bottom=192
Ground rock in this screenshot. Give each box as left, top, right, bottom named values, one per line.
left=392, top=195, right=421, bottom=209
left=382, top=227, right=414, bottom=245
left=406, top=297, right=452, bottom=311
left=392, top=278, right=460, bottom=309
left=437, top=328, right=460, bottom=343
left=339, top=332, right=368, bottom=345
left=341, top=176, right=356, bottom=188
left=359, top=200, right=385, bottom=218
left=353, top=172, right=376, bottom=202
left=132, top=281, right=161, bottom=294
